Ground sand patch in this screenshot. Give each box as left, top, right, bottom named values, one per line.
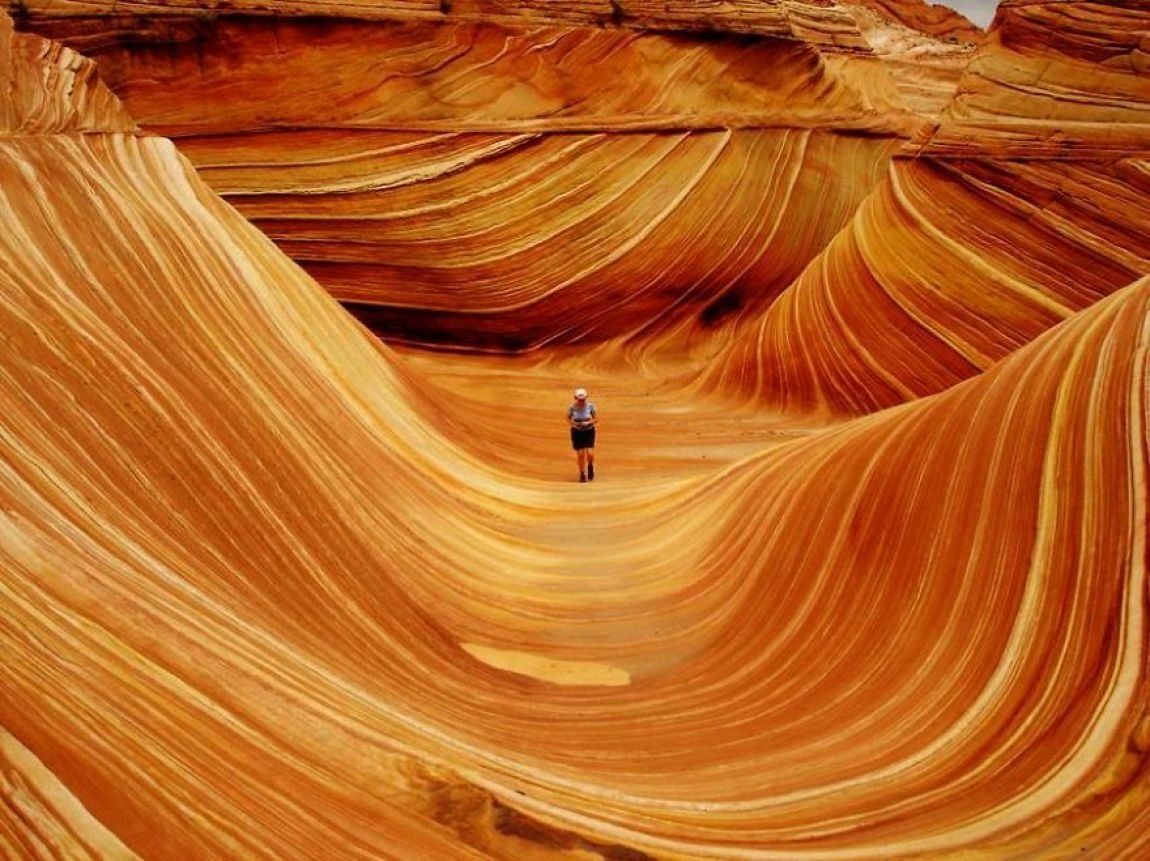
left=462, top=644, right=631, bottom=687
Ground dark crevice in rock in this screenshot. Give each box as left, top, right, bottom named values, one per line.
left=491, top=798, right=657, bottom=860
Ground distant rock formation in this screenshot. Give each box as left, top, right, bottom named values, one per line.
left=845, top=3, right=975, bottom=114
left=928, top=0, right=1150, bottom=156
left=843, top=0, right=984, bottom=43
left=714, top=0, right=1150, bottom=413
left=12, top=0, right=972, bottom=351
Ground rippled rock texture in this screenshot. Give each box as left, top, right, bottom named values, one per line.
left=844, top=0, right=983, bottom=44
left=16, top=0, right=974, bottom=351
left=716, top=0, right=1150, bottom=413
left=3, top=2, right=1150, bottom=860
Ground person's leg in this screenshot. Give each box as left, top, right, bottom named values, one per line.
left=586, top=447, right=595, bottom=480
left=571, top=429, right=584, bottom=481
left=577, top=448, right=587, bottom=481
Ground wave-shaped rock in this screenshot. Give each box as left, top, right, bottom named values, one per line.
left=4, top=6, right=1150, bottom=859
left=19, top=7, right=947, bottom=351
left=178, top=127, right=895, bottom=351
left=714, top=0, right=1150, bottom=413
left=4, top=88, right=1148, bottom=852
left=716, top=155, right=1150, bottom=412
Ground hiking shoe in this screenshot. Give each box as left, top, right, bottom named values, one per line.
left=587, top=463, right=595, bottom=481
left=579, top=472, right=586, bottom=482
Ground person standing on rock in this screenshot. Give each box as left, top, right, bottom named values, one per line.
left=567, top=388, right=598, bottom=482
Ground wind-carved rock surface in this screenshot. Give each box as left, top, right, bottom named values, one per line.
left=12, top=0, right=970, bottom=351
left=844, top=4, right=975, bottom=115
left=929, top=0, right=1150, bottom=156
left=3, top=4, right=1150, bottom=860
left=842, top=0, right=984, bottom=44
left=715, top=0, right=1150, bottom=413
left=0, top=12, right=134, bottom=133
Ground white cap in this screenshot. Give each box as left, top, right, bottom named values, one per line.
left=573, top=388, right=587, bottom=399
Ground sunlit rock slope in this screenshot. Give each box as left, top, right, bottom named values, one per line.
left=843, top=0, right=983, bottom=44
left=14, top=0, right=975, bottom=352
left=714, top=0, right=1150, bottom=414
left=4, top=4, right=1150, bottom=859
left=843, top=3, right=976, bottom=115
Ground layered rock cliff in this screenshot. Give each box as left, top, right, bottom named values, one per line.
left=11, top=0, right=974, bottom=351
left=843, top=0, right=983, bottom=43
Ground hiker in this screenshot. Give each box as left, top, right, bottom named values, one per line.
left=567, top=387, right=597, bottom=482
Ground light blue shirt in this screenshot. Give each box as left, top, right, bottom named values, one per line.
left=568, top=402, right=596, bottom=423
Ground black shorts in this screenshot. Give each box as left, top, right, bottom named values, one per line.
left=570, top=427, right=596, bottom=451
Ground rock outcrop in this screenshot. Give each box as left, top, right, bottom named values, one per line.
left=845, top=3, right=975, bottom=115
left=843, top=0, right=984, bottom=43
left=929, top=0, right=1150, bottom=156
left=714, top=0, right=1150, bottom=413
left=0, top=11, right=134, bottom=133
left=11, top=0, right=971, bottom=351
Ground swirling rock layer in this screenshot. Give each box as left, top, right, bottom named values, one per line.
left=843, top=0, right=983, bottom=44
left=3, top=4, right=1150, bottom=860
left=713, top=0, right=1150, bottom=414
left=182, top=127, right=895, bottom=350
left=15, top=7, right=949, bottom=350
left=717, top=155, right=1150, bottom=413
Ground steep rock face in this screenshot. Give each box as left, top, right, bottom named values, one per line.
left=11, top=1, right=962, bottom=351
left=0, top=11, right=134, bottom=133
left=0, top=16, right=490, bottom=857
left=715, top=0, right=1150, bottom=413
left=4, top=8, right=1150, bottom=861
left=927, top=0, right=1150, bottom=156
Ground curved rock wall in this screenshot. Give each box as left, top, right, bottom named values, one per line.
left=21, top=9, right=931, bottom=352
left=4, top=5, right=1150, bottom=859
left=713, top=0, right=1150, bottom=413
left=716, top=155, right=1150, bottom=412
left=3, top=110, right=1148, bottom=855
left=179, top=127, right=894, bottom=351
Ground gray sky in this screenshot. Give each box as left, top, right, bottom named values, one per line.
left=939, top=0, right=1000, bottom=29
